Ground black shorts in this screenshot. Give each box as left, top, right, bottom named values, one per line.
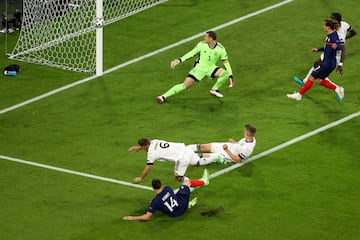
left=176, top=185, right=190, bottom=203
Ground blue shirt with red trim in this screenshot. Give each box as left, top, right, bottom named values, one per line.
left=321, top=31, right=340, bottom=67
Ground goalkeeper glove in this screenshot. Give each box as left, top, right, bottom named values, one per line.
left=170, top=59, right=181, bottom=69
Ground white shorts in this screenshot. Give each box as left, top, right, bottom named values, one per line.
left=174, top=147, right=200, bottom=176
left=210, top=142, right=228, bottom=153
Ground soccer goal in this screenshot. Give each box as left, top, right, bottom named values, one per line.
left=7, top=0, right=168, bottom=75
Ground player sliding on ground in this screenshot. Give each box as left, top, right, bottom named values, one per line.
left=188, top=124, right=257, bottom=165
left=129, top=138, right=212, bottom=183
left=123, top=176, right=208, bottom=221
left=156, top=30, right=234, bottom=104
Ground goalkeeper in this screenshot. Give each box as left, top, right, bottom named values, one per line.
left=156, top=31, right=234, bottom=104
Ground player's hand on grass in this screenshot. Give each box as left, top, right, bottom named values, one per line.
left=128, top=146, right=141, bottom=152
left=336, top=66, right=344, bottom=76
left=170, top=59, right=180, bottom=69
left=123, top=216, right=134, bottom=220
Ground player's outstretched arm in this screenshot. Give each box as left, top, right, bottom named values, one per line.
left=222, top=60, right=234, bottom=87
left=135, top=164, right=152, bottom=183
left=123, top=212, right=153, bottom=221
left=170, top=59, right=181, bottom=69
left=172, top=42, right=201, bottom=68
left=223, top=144, right=241, bottom=163
left=128, top=146, right=142, bottom=152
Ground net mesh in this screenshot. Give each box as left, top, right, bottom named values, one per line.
left=9, top=0, right=167, bottom=73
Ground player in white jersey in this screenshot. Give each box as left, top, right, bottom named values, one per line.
left=188, top=124, right=257, bottom=164
left=129, top=138, right=201, bottom=183
left=294, top=13, right=357, bottom=86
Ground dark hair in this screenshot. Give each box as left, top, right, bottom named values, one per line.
left=206, top=30, right=217, bottom=40
left=152, top=179, right=162, bottom=189
left=330, top=12, right=342, bottom=23
left=324, top=18, right=339, bottom=30
left=138, top=138, right=150, bottom=146
left=245, top=124, right=257, bottom=137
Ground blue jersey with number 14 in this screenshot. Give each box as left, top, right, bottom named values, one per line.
left=148, top=186, right=189, bottom=217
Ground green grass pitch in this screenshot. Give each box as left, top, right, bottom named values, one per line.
left=0, top=0, right=359, bottom=239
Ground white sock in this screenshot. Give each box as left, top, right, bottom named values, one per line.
left=303, top=66, right=314, bottom=83
left=182, top=176, right=189, bottom=182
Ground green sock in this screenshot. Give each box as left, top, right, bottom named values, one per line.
left=212, top=71, right=229, bottom=90
left=163, top=83, right=186, bottom=98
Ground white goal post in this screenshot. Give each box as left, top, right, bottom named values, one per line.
left=7, top=0, right=168, bottom=76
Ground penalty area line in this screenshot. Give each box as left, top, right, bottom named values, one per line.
left=0, top=0, right=293, bottom=115
left=210, top=111, right=360, bottom=179
left=0, top=155, right=153, bottom=191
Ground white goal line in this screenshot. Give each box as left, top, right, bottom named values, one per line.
left=0, top=0, right=294, bottom=115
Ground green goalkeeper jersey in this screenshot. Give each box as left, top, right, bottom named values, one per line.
left=179, top=41, right=232, bottom=75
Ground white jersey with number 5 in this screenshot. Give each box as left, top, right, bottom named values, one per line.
left=147, top=139, right=186, bottom=164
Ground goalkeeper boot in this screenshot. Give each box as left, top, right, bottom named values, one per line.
left=156, top=96, right=165, bottom=104
left=229, top=78, right=235, bottom=88
left=209, top=89, right=223, bottom=98
left=293, top=77, right=304, bottom=86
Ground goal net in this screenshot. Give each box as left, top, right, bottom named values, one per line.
left=7, top=0, right=167, bottom=74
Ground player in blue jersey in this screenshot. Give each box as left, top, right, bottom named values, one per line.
left=123, top=175, right=209, bottom=221
left=287, top=19, right=343, bottom=101
left=293, top=13, right=357, bottom=85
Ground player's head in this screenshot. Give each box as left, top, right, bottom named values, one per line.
left=245, top=124, right=256, bottom=137
left=330, top=12, right=342, bottom=23
left=323, top=19, right=338, bottom=31
left=205, top=31, right=217, bottom=42
left=151, top=179, right=162, bottom=190
left=138, top=138, right=151, bottom=151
